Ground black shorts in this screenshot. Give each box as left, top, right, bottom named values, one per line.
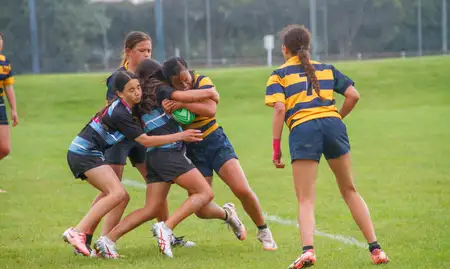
left=67, top=151, right=106, bottom=180
left=145, top=146, right=196, bottom=184
left=0, top=103, right=8, bottom=125
left=104, top=139, right=146, bottom=166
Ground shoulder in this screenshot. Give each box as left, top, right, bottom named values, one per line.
left=193, top=74, right=213, bottom=89
left=310, top=60, right=334, bottom=72
left=0, top=54, right=10, bottom=66
left=106, top=66, right=127, bottom=86
left=108, top=100, right=131, bottom=118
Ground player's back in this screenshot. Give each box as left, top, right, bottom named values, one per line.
left=266, top=56, right=351, bottom=130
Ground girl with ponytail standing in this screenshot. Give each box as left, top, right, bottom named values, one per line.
left=265, top=25, right=389, bottom=268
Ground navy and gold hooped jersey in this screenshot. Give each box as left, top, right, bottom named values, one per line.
left=69, top=99, right=144, bottom=157
left=0, top=54, right=14, bottom=103
left=183, top=74, right=218, bottom=138
left=265, top=56, right=354, bottom=131
left=105, top=62, right=129, bottom=102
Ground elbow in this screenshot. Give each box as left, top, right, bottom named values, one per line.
left=205, top=111, right=216, bottom=118
left=350, top=92, right=360, bottom=104
left=345, top=86, right=360, bottom=103
left=274, top=102, right=286, bottom=115
left=206, top=106, right=217, bottom=118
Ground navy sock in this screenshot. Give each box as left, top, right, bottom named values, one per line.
left=369, top=241, right=381, bottom=252
left=302, top=245, right=314, bottom=253
left=257, top=224, right=268, bottom=230
left=86, top=234, right=93, bottom=246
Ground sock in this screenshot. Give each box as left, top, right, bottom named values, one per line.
left=86, top=234, right=93, bottom=246
left=302, top=245, right=314, bottom=253
left=223, top=209, right=229, bottom=221
left=368, top=241, right=381, bottom=252
left=257, top=224, right=268, bottom=230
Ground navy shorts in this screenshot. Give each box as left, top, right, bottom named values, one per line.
left=0, top=103, right=8, bottom=125
left=289, top=117, right=350, bottom=162
left=104, top=139, right=146, bottom=166
left=67, top=151, right=106, bottom=180
left=186, top=127, right=238, bottom=177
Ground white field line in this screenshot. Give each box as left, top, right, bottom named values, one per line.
left=122, top=179, right=366, bottom=248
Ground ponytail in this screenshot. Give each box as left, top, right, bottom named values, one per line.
left=297, top=49, right=320, bottom=97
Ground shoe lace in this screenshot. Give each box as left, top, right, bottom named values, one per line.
left=259, top=229, right=271, bottom=242
left=172, top=235, right=186, bottom=246
left=79, top=233, right=86, bottom=244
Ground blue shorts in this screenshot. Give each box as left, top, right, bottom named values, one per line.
left=186, top=127, right=238, bottom=177
left=0, top=103, right=8, bottom=125
left=289, top=117, right=350, bottom=162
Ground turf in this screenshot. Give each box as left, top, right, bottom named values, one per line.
left=0, top=56, right=449, bottom=268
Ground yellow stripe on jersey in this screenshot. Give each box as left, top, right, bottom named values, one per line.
left=194, top=74, right=214, bottom=89
left=285, top=89, right=334, bottom=114
left=0, top=54, right=14, bottom=99
left=186, top=117, right=215, bottom=129
left=3, top=77, right=14, bottom=86
left=265, top=74, right=285, bottom=106
left=265, top=56, right=354, bottom=130
left=183, top=74, right=218, bottom=137
left=202, top=123, right=219, bottom=138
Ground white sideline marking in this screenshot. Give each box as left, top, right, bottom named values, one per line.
left=122, top=179, right=146, bottom=188
left=122, top=179, right=366, bottom=249
left=262, top=214, right=366, bottom=248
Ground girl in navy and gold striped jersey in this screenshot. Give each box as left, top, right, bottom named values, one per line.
left=265, top=25, right=389, bottom=268
left=161, top=57, right=277, bottom=251
left=0, top=32, right=19, bottom=193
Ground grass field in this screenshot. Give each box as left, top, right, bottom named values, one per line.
left=1, top=56, right=450, bottom=269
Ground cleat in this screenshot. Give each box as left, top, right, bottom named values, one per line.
left=73, top=244, right=92, bottom=256
left=287, top=249, right=316, bottom=269
left=94, top=236, right=120, bottom=259
left=257, top=228, right=278, bottom=251
left=171, top=235, right=196, bottom=248
left=371, top=249, right=389, bottom=264
left=223, top=203, right=247, bottom=240
left=152, top=222, right=174, bottom=258
left=62, top=228, right=90, bottom=256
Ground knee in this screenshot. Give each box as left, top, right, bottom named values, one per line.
left=340, top=184, right=358, bottom=199
left=121, top=191, right=131, bottom=204
left=202, top=188, right=214, bottom=204
left=0, top=145, right=10, bottom=160
left=110, top=188, right=129, bottom=205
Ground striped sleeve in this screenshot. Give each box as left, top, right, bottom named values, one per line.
left=197, top=75, right=214, bottom=89
left=265, top=71, right=285, bottom=107
left=3, top=57, right=14, bottom=86
left=331, top=65, right=354, bottom=95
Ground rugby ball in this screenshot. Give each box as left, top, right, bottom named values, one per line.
left=172, top=108, right=196, bottom=125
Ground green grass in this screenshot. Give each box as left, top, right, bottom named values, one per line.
left=1, top=56, right=450, bottom=268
